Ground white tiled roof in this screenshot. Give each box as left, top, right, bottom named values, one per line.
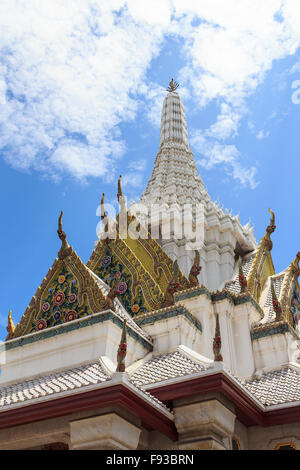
left=130, top=351, right=206, bottom=386
left=224, top=253, right=256, bottom=295
left=263, top=273, right=285, bottom=323
left=2, top=356, right=300, bottom=413
left=243, top=367, right=300, bottom=406
left=0, top=361, right=172, bottom=416
left=0, top=362, right=110, bottom=408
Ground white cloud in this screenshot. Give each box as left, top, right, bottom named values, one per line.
left=0, top=0, right=166, bottom=181
left=173, top=0, right=300, bottom=105
left=206, top=103, right=241, bottom=140
left=191, top=129, right=258, bottom=189
left=169, top=0, right=300, bottom=187
left=128, top=159, right=147, bottom=172
left=1, top=0, right=300, bottom=187
left=248, top=122, right=270, bottom=140
left=256, top=130, right=270, bottom=140
left=122, top=172, right=144, bottom=188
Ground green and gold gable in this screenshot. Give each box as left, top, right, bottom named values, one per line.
left=86, top=236, right=189, bottom=316
left=7, top=248, right=108, bottom=340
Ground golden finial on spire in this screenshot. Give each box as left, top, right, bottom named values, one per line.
left=57, top=211, right=72, bottom=260
left=167, top=78, right=179, bottom=92
left=116, top=319, right=127, bottom=372
left=7, top=310, right=15, bottom=337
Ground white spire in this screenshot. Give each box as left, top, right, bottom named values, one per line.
left=141, top=88, right=204, bottom=207
left=139, top=83, right=257, bottom=290
left=159, top=92, right=188, bottom=148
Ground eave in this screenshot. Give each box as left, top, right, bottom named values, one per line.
left=0, top=382, right=177, bottom=441
left=147, top=370, right=300, bottom=428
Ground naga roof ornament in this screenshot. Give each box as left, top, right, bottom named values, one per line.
left=162, top=260, right=180, bottom=308
left=188, top=251, right=202, bottom=287
left=264, top=208, right=276, bottom=252
left=279, top=252, right=300, bottom=325
left=247, top=208, right=276, bottom=301
left=6, top=310, right=15, bottom=340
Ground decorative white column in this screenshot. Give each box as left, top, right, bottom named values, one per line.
left=70, top=413, right=141, bottom=450
left=214, top=300, right=237, bottom=374
left=174, top=399, right=236, bottom=450
left=231, top=302, right=259, bottom=379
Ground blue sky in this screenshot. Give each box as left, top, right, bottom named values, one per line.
left=0, top=0, right=299, bottom=339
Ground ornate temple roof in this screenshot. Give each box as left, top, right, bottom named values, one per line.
left=130, top=350, right=208, bottom=387
left=87, top=236, right=190, bottom=314
left=0, top=361, right=171, bottom=417
left=224, top=252, right=257, bottom=295
left=0, top=361, right=110, bottom=408
left=86, top=268, right=152, bottom=342
left=7, top=245, right=108, bottom=340
left=243, top=366, right=300, bottom=406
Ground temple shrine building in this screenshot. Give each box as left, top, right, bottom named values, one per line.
left=0, top=81, right=299, bottom=450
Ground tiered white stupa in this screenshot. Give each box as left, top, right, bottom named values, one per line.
left=140, top=88, right=256, bottom=290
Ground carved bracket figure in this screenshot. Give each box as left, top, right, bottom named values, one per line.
left=213, top=314, right=223, bottom=361
left=271, top=279, right=282, bottom=322
left=116, top=320, right=127, bottom=372
left=162, top=261, right=180, bottom=308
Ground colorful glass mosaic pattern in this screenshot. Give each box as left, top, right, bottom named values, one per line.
left=29, top=264, right=91, bottom=333
left=95, top=248, right=147, bottom=316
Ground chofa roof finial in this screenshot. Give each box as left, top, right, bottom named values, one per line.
left=57, top=211, right=72, bottom=260
left=264, top=208, right=276, bottom=251
left=117, top=175, right=123, bottom=201
left=100, top=192, right=109, bottom=228
left=167, top=78, right=179, bottom=92
left=6, top=310, right=15, bottom=338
